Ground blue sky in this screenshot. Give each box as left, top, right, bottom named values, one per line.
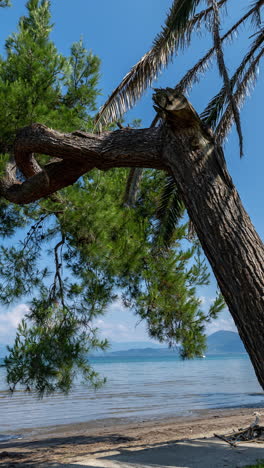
left=0, top=0, right=263, bottom=344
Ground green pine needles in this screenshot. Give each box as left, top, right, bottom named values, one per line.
left=0, top=0, right=100, bottom=153
left=0, top=0, right=10, bottom=7
left=0, top=0, right=225, bottom=395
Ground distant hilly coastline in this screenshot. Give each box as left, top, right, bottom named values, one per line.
left=206, top=330, right=246, bottom=354
left=92, top=330, right=246, bottom=357
left=102, top=347, right=178, bottom=357
left=0, top=330, right=246, bottom=361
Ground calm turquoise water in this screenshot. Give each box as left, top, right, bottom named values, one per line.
left=0, top=354, right=263, bottom=435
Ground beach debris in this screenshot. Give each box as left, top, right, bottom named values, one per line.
left=251, top=412, right=260, bottom=427
left=0, top=451, right=23, bottom=459
left=214, top=433, right=238, bottom=447
left=214, top=413, right=264, bottom=446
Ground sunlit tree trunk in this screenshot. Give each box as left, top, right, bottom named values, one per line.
left=157, top=90, right=264, bottom=388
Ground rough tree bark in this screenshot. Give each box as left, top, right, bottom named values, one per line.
left=1, top=88, right=264, bottom=388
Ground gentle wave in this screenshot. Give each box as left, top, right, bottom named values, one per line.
left=0, top=354, right=263, bottom=433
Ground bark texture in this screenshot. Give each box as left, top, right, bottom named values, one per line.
left=1, top=89, right=264, bottom=388
left=0, top=124, right=165, bottom=204
left=154, top=89, right=264, bottom=388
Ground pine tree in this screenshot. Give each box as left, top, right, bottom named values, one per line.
left=0, top=1, right=223, bottom=395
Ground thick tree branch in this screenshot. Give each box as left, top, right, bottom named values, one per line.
left=0, top=159, right=94, bottom=204
left=14, top=124, right=164, bottom=170
left=0, top=123, right=166, bottom=204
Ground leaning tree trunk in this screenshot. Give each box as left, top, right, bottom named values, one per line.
left=2, top=88, right=264, bottom=389
left=153, top=89, right=264, bottom=388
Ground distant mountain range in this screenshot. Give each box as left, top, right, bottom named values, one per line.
left=206, top=330, right=246, bottom=354
left=106, top=341, right=165, bottom=352
left=92, top=330, right=246, bottom=357
left=0, top=330, right=246, bottom=361
left=101, top=347, right=178, bottom=357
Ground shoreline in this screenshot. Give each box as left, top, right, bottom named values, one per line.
left=3, top=404, right=264, bottom=439
left=3, top=400, right=264, bottom=439
left=1, top=406, right=264, bottom=466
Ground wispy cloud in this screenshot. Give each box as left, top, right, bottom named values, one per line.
left=199, top=296, right=206, bottom=305
left=107, top=297, right=127, bottom=314
left=199, top=295, right=237, bottom=336
left=93, top=297, right=150, bottom=342
left=206, top=315, right=237, bottom=335
left=94, top=317, right=149, bottom=342
left=0, top=296, right=238, bottom=348
left=0, top=304, right=29, bottom=344
left=199, top=295, right=219, bottom=306
left=97, top=297, right=237, bottom=342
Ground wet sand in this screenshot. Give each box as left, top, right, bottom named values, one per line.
left=1, top=407, right=264, bottom=467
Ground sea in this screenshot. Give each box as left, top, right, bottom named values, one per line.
left=0, top=353, right=263, bottom=439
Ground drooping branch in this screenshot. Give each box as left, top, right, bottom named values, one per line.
left=0, top=123, right=166, bottom=204
left=210, top=0, right=244, bottom=156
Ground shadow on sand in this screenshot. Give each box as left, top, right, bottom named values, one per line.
left=1, top=434, right=264, bottom=467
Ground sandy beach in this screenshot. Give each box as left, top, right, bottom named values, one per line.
left=1, top=407, right=264, bottom=467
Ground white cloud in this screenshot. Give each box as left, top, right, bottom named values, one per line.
left=94, top=297, right=150, bottom=342
left=95, top=314, right=238, bottom=344
left=206, top=315, right=237, bottom=335
left=199, top=295, right=217, bottom=306
left=94, top=317, right=148, bottom=342
left=96, top=297, right=238, bottom=342
left=0, top=304, right=29, bottom=344
left=107, top=297, right=127, bottom=314
left=199, top=296, right=237, bottom=336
